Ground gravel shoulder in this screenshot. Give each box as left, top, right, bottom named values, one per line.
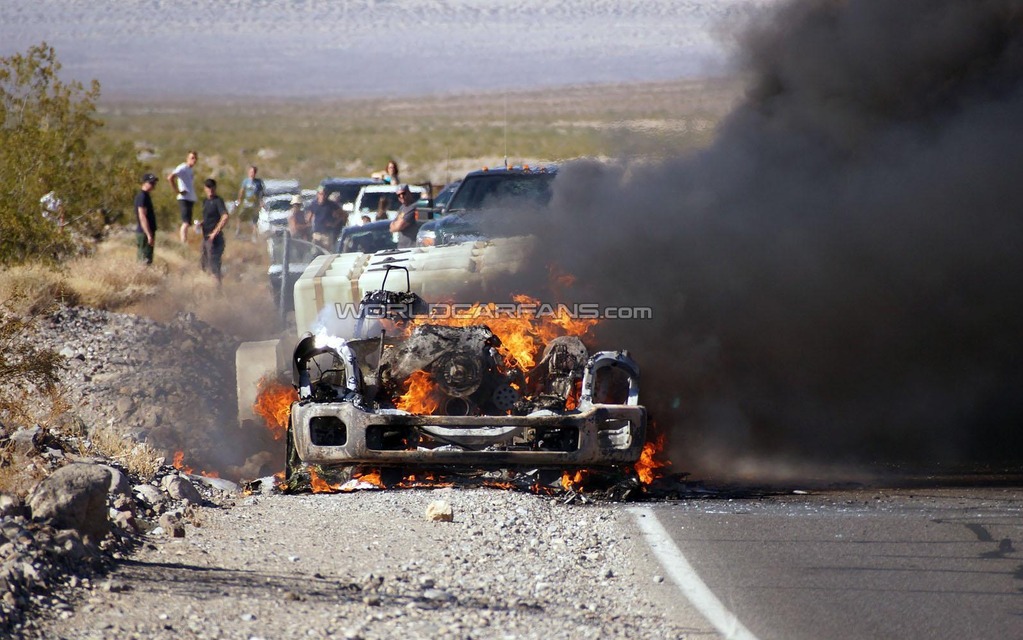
left=32, top=488, right=707, bottom=639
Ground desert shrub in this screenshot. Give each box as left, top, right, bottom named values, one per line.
left=0, top=43, right=142, bottom=265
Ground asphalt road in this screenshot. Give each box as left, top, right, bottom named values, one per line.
left=630, top=487, right=1023, bottom=640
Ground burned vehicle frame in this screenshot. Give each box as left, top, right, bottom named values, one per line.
left=282, top=269, right=647, bottom=479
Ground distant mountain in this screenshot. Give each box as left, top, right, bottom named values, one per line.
left=0, top=0, right=777, bottom=98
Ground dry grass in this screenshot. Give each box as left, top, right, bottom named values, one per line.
left=0, top=445, right=49, bottom=498
left=1, top=230, right=278, bottom=342
left=119, top=232, right=280, bottom=341
left=84, top=425, right=162, bottom=481
left=64, top=245, right=164, bottom=310
left=0, top=264, right=77, bottom=315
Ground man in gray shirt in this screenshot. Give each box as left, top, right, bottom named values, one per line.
left=389, top=184, right=419, bottom=249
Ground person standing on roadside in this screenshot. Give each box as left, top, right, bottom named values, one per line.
left=234, top=164, right=265, bottom=238
left=135, top=173, right=159, bottom=265
left=168, top=150, right=198, bottom=243
left=307, top=185, right=341, bottom=250
left=389, top=184, right=419, bottom=249
left=199, top=178, right=230, bottom=284
left=383, top=159, right=400, bottom=185
left=287, top=194, right=311, bottom=241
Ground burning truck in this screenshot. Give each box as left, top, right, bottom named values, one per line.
left=239, top=235, right=649, bottom=489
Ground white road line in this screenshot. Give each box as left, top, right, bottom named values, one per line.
left=629, top=506, right=761, bottom=640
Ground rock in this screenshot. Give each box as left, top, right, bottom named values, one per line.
left=111, top=509, right=138, bottom=533
left=55, top=530, right=89, bottom=563
left=161, top=475, right=202, bottom=503
left=101, top=466, right=131, bottom=498
left=115, top=397, right=134, bottom=416
left=133, top=484, right=168, bottom=509
left=158, top=513, right=186, bottom=538
left=425, top=500, right=454, bottom=522
left=10, top=426, right=43, bottom=455
left=193, top=476, right=239, bottom=494
left=28, top=463, right=112, bottom=542
left=0, top=494, right=25, bottom=519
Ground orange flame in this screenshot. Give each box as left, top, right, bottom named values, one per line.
left=414, top=293, right=598, bottom=372
left=396, top=370, right=444, bottom=414
left=635, top=432, right=670, bottom=485
left=353, top=470, right=386, bottom=488
left=309, top=467, right=339, bottom=493
left=254, top=377, right=299, bottom=440
left=172, top=451, right=193, bottom=475
left=560, top=469, right=591, bottom=491
left=172, top=451, right=220, bottom=478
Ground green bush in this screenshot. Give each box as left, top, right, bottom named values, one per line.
left=0, top=43, right=142, bottom=265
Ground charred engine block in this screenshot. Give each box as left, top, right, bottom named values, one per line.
left=381, top=324, right=515, bottom=415
left=379, top=325, right=590, bottom=416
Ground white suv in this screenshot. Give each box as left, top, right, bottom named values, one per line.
left=343, top=183, right=429, bottom=227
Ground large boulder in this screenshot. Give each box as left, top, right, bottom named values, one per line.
left=28, top=463, right=112, bottom=542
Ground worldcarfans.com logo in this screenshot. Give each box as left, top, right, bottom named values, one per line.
left=334, top=301, right=653, bottom=321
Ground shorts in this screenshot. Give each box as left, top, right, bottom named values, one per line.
left=312, top=231, right=333, bottom=251
left=178, top=199, right=196, bottom=224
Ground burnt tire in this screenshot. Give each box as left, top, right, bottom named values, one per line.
left=285, top=419, right=301, bottom=482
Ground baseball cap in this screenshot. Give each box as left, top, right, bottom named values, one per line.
left=290, top=194, right=303, bottom=205
left=142, top=172, right=158, bottom=184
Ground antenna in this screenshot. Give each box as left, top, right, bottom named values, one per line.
left=504, top=92, right=508, bottom=169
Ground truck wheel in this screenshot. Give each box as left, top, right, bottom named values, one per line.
left=285, top=420, right=301, bottom=482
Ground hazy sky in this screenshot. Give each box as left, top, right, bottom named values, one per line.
left=0, top=0, right=776, bottom=98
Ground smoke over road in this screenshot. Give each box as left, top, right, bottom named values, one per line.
left=524, top=0, right=1023, bottom=476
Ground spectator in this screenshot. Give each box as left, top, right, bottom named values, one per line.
left=361, top=215, right=372, bottom=225
left=287, top=194, right=311, bottom=240
left=199, top=178, right=230, bottom=284
left=135, top=173, right=159, bottom=265
left=389, top=184, right=419, bottom=249
left=234, top=164, right=265, bottom=239
left=167, top=150, right=199, bottom=243
left=376, top=197, right=389, bottom=221
left=383, top=160, right=400, bottom=185
left=307, top=185, right=341, bottom=250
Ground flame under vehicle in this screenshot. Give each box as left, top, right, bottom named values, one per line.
left=239, top=204, right=646, bottom=483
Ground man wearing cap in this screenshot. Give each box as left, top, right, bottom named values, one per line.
left=307, top=185, right=341, bottom=250
left=199, top=178, right=230, bottom=285
left=135, top=173, right=159, bottom=265
left=389, top=184, right=419, bottom=249
left=287, top=193, right=311, bottom=240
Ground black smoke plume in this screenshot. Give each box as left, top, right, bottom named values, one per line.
left=513, top=0, right=1023, bottom=477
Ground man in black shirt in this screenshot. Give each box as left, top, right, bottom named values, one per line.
left=135, top=173, right=159, bottom=264
left=199, top=178, right=230, bottom=284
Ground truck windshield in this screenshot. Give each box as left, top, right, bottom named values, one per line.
left=447, top=172, right=555, bottom=212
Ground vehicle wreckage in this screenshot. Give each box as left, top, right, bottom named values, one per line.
left=237, top=234, right=648, bottom=485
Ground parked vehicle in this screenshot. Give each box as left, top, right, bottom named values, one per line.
left=335, top=219, right=396, bottom=254
left=319, top=177, right=380, bottom=212
left=417, top=166, right=557, bottom=247
left=416, top=179, right=461, bottom=220
left=343, top=183, right=430, bottom=227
